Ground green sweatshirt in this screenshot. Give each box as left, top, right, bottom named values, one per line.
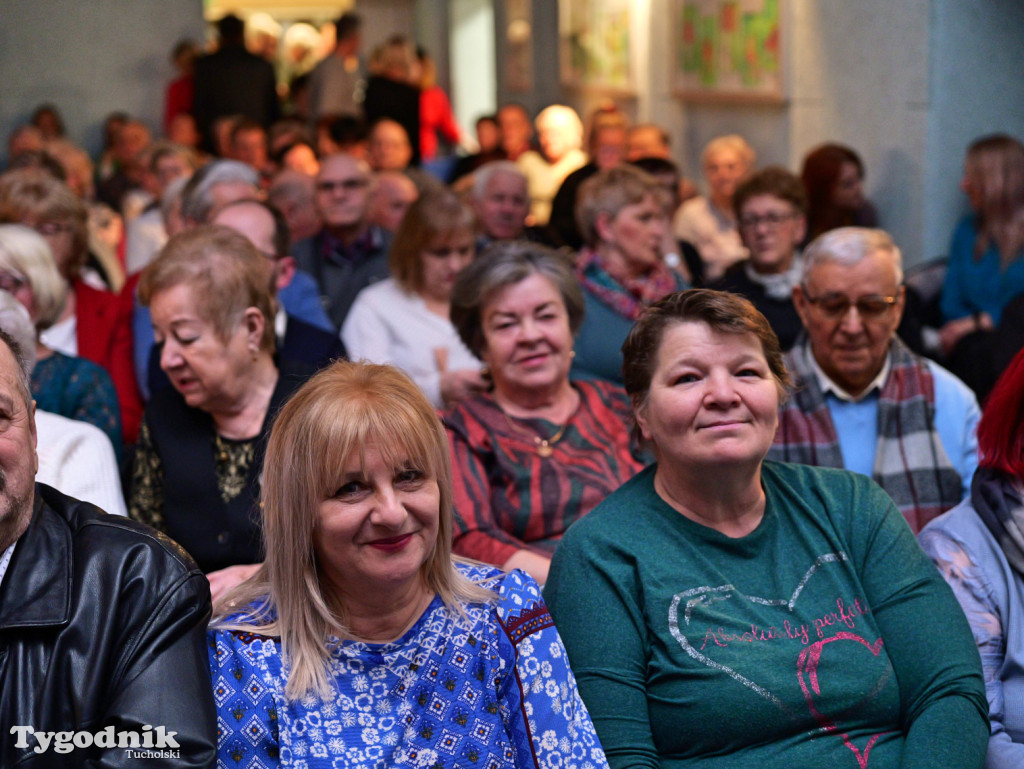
left=545, top=461, right=988, bottom=769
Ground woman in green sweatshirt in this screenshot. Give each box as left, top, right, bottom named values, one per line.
left=545, top=289, right=988, bottom=769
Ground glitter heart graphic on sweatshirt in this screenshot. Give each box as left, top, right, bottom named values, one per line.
left=797, top=631, right=892, bottom=769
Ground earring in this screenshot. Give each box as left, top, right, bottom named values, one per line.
left=569, top=350, right=576, bottom=359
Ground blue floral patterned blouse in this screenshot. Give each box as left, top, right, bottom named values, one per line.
left=208, top=563, right=608, bottom=769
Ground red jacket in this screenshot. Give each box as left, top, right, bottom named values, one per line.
left=75, top=278, right=142, bottom=444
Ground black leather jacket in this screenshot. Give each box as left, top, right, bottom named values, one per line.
left=0, top=484, right=216, bottom=767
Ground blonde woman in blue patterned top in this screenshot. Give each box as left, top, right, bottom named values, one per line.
left=208, top=360, right=606, bottom=769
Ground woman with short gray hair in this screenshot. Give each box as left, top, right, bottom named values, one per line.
left=445, top=241, right=648, bottom=584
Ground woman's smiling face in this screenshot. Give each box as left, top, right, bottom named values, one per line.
left=635, top=321, right=780, bottom=474
left=479, top=272, right=574, bottom=402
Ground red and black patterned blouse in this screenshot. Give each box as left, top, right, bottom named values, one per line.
left=444, top=380, right=650, bottom=568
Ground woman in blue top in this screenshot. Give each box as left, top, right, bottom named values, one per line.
left=939, top=135, right=1024, bottom=398
left=920, top=346, right=1024, bottom=768
left=208, top=360, right=606, bottom=769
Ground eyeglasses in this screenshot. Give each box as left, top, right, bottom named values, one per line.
left=801, top=288, right=899, bottom=319
left=316, top=178, right=369, bottom=194
left=0, top=271, right=29, bottom=294
left=738, top=211, right=799, bottom=230
left=32, top=221, right=74, bottom=237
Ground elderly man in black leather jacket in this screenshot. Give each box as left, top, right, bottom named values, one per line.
left=0, top=328, right=215, bottom=766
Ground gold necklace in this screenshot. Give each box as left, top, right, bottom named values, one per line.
left=504, top=413, right=569, bottom=458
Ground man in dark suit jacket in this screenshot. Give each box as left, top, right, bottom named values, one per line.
left=192, top=14, right=280, bottom=153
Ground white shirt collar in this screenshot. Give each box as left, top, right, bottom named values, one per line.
left=807, top=346, right=891, bottom=404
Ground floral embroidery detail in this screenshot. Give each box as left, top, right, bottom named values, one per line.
left=209, top=564, right=607, bottom=768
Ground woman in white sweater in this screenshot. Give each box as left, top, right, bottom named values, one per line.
left=342, top=188, right=486, bottom=407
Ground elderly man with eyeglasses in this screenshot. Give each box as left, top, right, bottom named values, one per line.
left=292, top=153, right=392, bottom=330
left=769, top=226, right=980, bottom=533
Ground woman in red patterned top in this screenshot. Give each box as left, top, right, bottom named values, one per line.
left=446, top=241, right=649, bottom=583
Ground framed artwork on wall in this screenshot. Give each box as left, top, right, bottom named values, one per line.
left=672, top=0, right=784, bottom=104
left=559, top=0, right=636, bottom=95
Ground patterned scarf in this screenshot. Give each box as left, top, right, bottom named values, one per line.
left=575, top=247, right=682, bottom=322
left=769, top=337, right=963, bottom=531
left=972, top=466, right=1024, bottom=578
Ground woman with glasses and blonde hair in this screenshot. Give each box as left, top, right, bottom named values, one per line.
left=209, top=360, right=607, bottom=768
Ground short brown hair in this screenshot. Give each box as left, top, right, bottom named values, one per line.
left=451, top=241, right=584, bottom=359
left=138, top=225, right=276, bottom=353
left=576, top=165, right=662, bottom=248
left=390, top=189, right=474, bottom=292
left=0, top=169, right=88, bottom=278
left=733, top=166, right=808, bottom=219
left=622, top=289, right=790, bottom=415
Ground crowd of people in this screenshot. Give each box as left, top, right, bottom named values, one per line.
left=3, top=7, right=1024, bottom=768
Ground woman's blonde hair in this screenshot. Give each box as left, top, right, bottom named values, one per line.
left=576, top=164, right=662, bottom=248
left=213, top=361, right=493, bottom=700
left=701, top=134, right=756, bottom=171
left=138, top=225, right=276, bottom=353
left=390, top=189, right=474, bottom=292
left=0, top=224, right=68, bottom=331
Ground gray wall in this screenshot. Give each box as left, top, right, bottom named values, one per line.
left=924, top=0, right=1024, bottom=261
left=786, top=0, right=932, bottom=264
left=0, top=0, right=206, bottom=163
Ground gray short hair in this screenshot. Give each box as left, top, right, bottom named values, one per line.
left=0, top=306, right=35, bottom=409
left=0, top=290, right=37, bottom=379
left=268, top=169, right=316, bottom=208
left=802, top=227, right=904, bottom=285
left=472, top=161, right=526, bottom=201
left=180, top=160, right=259, bottom=224
left=160, top=176, right=190, bottom=228
left=450, top=241, right=584, bottom=358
